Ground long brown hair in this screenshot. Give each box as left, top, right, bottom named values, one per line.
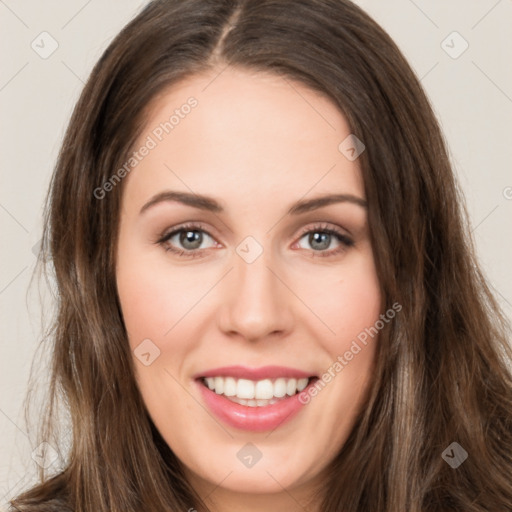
left=10, top=0, right=512, bottom=510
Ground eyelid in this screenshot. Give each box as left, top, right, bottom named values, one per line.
left=295, top=221, right=351, bottom=239
left=157, top=221, right=215, bottom=243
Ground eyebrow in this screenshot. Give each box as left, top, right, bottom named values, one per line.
left=139, top=190, right=367, bottom=216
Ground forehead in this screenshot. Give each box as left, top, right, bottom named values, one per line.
left=122, top=67, right=365, bottom=213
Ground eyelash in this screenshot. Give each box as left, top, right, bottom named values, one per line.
left=156, top=222, right=354, bottom=259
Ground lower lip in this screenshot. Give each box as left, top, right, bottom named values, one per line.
left=196, top=379, right=314, bottom=432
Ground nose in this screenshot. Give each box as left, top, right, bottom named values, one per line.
left=217, top=245, right=295, bottom=343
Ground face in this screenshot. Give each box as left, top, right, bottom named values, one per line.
left=116, top=66, right=382, bottom=508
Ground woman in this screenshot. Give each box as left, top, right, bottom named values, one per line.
left=10, top=0, right=512, bottom=511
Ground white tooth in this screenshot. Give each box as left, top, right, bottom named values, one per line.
left=237, top=378, right=255, bottom=399
left=247, top=399, right=258, bottom=407
left=297, top=378, right=309, bottom=392
left=207, top=375, right=309, bottom=400
left=224, top=377, right=237, bottom=396
left=214, top=376, right=224, bottom=395
left=273, top=378, right=287, bottom=398
left=255, top=379, right=274, bottom=399
left=286, top=378, right=297, bottom=396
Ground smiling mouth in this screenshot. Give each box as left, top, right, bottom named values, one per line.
left=199, top=376, right=317, bottom=407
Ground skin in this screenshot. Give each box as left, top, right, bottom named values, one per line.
left=116, top=66, right=382, bottom=512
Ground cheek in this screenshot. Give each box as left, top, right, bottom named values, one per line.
left=333, top=268, right=381, bottom=344
left=296, top=253, right=382, bottom=350
left=291, top=258, right=381, bottom=458
left=294, top=251, right=382, bottom=408
left=116, top=253, right=202, bottom=414
left=116, top=251, right=203, bottom=349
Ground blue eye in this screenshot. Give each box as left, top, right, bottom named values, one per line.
left=156, top=222, right=354, bottom=259
left=295, top=223, right=354, bottom=258
left=157, top=223, right=216, bottom=258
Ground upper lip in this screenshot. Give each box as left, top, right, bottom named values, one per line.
left=194, top=365, right=316, bottom=381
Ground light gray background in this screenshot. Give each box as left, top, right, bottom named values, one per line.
left=1, top=0, right=511, bottom=506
